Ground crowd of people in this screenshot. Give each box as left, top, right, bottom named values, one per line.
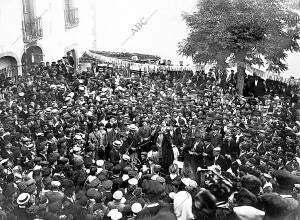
left=0, top=53, right=300, bottom=220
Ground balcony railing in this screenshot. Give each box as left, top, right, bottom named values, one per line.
left=65, top=8, right=79, bottom=29
left=22, top=17, right=43, bottom=44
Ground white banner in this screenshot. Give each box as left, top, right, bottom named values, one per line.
left=85, top=51, right=195, bottom=72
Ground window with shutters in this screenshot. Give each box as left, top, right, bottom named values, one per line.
left=64, top=0, right=79, bottom=29
left=21, top=0, right=43, bottom=44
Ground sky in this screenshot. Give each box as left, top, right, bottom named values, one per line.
left=95, top=0, right=197, bottom=66
left=92, top=0, right=300, bottom=78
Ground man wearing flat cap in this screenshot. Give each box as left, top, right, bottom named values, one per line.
left=285, top=152, right=298, bottom=172
left=44, top=181, right=64, bottom=203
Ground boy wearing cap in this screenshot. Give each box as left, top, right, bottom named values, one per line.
left=107, top=190, right=125, bottom=212
left=124, top=179, right=138, bottom=204
left=128, top=202, right=143, bottom=220
left=101, top=180, right=114, bottom=204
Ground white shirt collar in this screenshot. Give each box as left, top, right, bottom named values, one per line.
left=170, top=174, right=177, bottom=180
left=147, top=203, right=159, bottom=208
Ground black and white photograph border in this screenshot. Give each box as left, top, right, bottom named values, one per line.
left=0, top=0, right=300, bottom=220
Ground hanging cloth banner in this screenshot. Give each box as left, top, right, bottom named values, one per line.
left=85, top=50, right=195, bottom=72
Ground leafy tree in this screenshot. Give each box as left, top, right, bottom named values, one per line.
left=179, top=0, right=300, bottom=94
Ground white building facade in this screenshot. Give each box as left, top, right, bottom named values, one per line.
left=0, top=0, right=97, bottom=76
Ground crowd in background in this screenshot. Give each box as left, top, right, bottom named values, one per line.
left=0, top=55, right=299, bottom=220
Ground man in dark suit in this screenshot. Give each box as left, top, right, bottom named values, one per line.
left=106, top=124, right=118, bottom=145
left=185, top=135, right=204, bottom=174
left=138, top=121, right=151, bottom=141
left=213, top=146, right=228, bottom=171
left=187, top=123, right=200, bottom=141
left=284, top=152, right=298, bottom=172
left=202, top=138, right=214, bottom=167
left=290, top=91, right=298, bottom=106
left=253, top=76, right=265, bottom=97
left=45, top=181, right=65, bottom=203
left=109, top=140, right=121, bottom=165
left=125, top=126, right=141, bottom=153
left=181, top=130, right=193, bottom=161
left=67, top=52, right=75, bottom=67
left=192, top=71, right=204, bottom=86
left=88, top=126, right=100, bottom=151
left=138, top=120, right=152, bottom=152
left=235, top=127, right=244, bottom=146
left=101, top=180, right=113, bottom=204
left=111, top=165, right=123, bottom=193
left=210, top=127, right=223, bottom=148
left=105, top=123, right=119, bottom=160
left=227, top=70, right=237, bottom=87
left=221, top=133, right=240, bottom=158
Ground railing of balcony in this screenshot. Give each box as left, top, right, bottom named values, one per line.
left=22, top=17, right=43, bottom=44
left=65, top=8, right=79, bottom=29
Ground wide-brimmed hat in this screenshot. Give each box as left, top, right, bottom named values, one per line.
left=113, top=140, right=123, bottom=147
left=17, top=193, right=30, bottom=206
left=128, top=124, right=138, bottom=131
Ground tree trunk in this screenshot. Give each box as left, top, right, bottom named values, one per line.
left=297, top=98, right=300, bottom=122
left=236, top=62, right=245, bottom=95
left=296, top=109, right=300, bottom=122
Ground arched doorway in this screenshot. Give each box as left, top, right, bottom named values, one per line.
left=0, top=56, right=18, bottom=78
left=21, top=45, right=43, bottom=65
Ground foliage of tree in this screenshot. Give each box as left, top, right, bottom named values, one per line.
left=179, top=0, right=300, bottom=94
